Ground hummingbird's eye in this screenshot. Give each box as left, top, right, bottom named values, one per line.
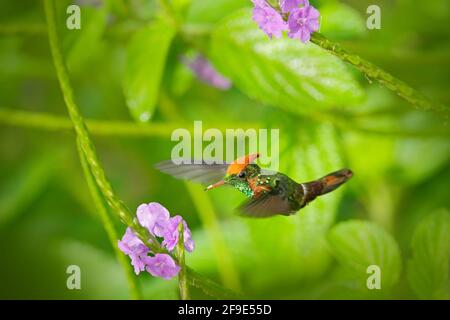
left=238, top=171, right=246, bottom=179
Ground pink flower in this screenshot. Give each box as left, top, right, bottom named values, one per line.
left=145, top=254, right=181, bottom=280
left=136, top=202, right=170, bottom=237
left=118, top=202, right=195, bottom=280
left=162, top=215, right=195, bottom=252
left=183, top=55, right=231, bottom=90
left=279, top=0, right=309, bottom=14
left=118, top=228, right=149, bottom=274
left=252, top=0, right=288, bottom=39
left=288, top=5, right=320, bottom=43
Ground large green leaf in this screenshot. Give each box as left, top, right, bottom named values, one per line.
left=319, top=2, right=366, bottom=40
left=124, top=19, right=176, bottom=122
left=407, top=210, right=450, bottom=299
left=328, top=220, right=402, bottom=288
left=64, top=5, right=108, bottom=73
left=209, top=9, right=364, bottom=114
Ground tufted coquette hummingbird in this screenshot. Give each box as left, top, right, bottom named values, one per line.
left=156, top=154, right=353, bottom=218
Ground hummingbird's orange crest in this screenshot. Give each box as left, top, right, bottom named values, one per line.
left=226, top=153, right=260, bottom=176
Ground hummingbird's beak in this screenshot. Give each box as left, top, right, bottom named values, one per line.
left=205, top=180, right=225, bottom=191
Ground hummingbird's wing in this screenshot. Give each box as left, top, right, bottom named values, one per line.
left=155, top=160, right=228, bottom=185
left=238, top=192, right=294, bottom=218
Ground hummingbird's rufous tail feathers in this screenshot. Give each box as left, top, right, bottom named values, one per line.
left=319, top=168, right=353, bottom=195
left=302, top=169, right=353, bottom=205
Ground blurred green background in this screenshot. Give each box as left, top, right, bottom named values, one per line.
left=0, top=0, right=449, bottom=299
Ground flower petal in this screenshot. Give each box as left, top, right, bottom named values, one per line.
left=137, top=202, right=170, bottom=237
left=145, top=254, right=181, bottom=280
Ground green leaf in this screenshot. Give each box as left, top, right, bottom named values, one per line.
left=319, top=2, right=366, bottom=40
left=0, top=152, right=59, bottom=228
left=407, top=210, right=450, bottom=299
left=124, top=19, right=176, bottom=122
left=187, top=0, right=248, bottom=24
left=209, top=9, right=364, bottom=114
left=328, top=220, right=402, bottom=288
left=65, top=6, right=108, bottom=73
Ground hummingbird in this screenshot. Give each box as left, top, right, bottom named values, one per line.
left=155, top=154, right=353, bottom=218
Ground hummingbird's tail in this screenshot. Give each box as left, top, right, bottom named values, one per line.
left=301, top=169, right=353, bottom=206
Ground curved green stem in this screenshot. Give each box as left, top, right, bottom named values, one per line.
left=44, top=0, right=160, bottom=254
left=44, top=0, right=238, bottom=300
left=77, top=139, right=141, bottom=299
left=45, top=0, right=133, bottom=227
left=311, top=33, right=449, bottom=118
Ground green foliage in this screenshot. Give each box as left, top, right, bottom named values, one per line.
left=319, top=2, right=366, bottom=40
left=328, top=220, right=402, bottom=288
left=0, top=0, right=448, bottom=300
left=124, top=19, right=176, bottom=122
left=65, top=5, right=108, bottom=73
left=186, top=0, right=247, bottom=24
left=0, top=151, right=58, bottom=227
left=210, top=9, right=364, bottom=114
left=407, top=210, right=450, bottom=299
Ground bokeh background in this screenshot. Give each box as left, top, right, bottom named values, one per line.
left=0, top=0, right=449, bottom=299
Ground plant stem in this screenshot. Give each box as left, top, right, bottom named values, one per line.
left=311, top=33, right=449, bottom=118
left=176, top=222, right=189, bottom=300
left=44, top=0, right=238, bottom=300
left=44, top=0, right=160, bottom=255
left=0, top=108, right=260, bottom=138
left=77, top=139, right=141, bottom=300
left=0, top=23, right=46, bottom=35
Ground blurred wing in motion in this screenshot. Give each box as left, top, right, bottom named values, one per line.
left=238, top=192, right=294, bottom=218
left=155, top=160, right=228, bottom=185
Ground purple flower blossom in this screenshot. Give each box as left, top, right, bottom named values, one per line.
left=145, top=254, right=181, bottom=280
left=118, top=227, right=149, bottom=274
left=118, top=202, right=195, bottom=280
left=288, top=5, right=320, bottom=43
left=279, top=0, right=309, bottom=13
left=183, top=55, right=231, bottom=90
left=137, top=202, right=170, bottom=237
left=162, top=215, right=195, bottom=252
left=252, top=0, right=288, bottom=39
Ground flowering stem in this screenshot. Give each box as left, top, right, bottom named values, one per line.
left=77, top=139, right=142, bottom=300
left=311, top=33, right=449, bottom=118
left=176, top=223, right=189, bottom=300
left=44, top=0, right=160, bottom=253
left=45, top=0, right=133, bottom=228
left=44, top=0, right=239, bottom=300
